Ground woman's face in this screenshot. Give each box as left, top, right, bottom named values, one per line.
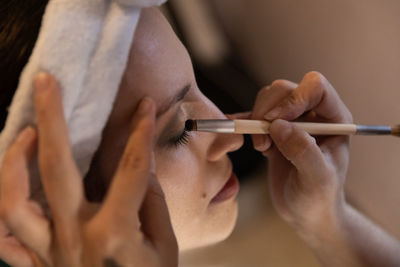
left=90, top=8, right=243, bottom=251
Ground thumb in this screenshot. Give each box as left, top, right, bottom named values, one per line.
left=269, top=119, right=329, bottom=180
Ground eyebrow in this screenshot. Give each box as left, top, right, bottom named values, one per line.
left=156, top=84, right=191, bottom=118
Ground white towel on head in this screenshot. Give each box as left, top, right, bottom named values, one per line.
left=0, top=0, right=166, bottom=194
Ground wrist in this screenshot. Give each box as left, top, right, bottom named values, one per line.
left=294, top=194, right=350, bottom=248
left=293, top=198, right=365, bottom=266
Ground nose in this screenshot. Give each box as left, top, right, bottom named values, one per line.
left=207, top=132, right=244, bottom=162
left=197, top=93, right=245, bottom=162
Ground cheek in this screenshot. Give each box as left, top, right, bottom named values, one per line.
left=154, top=146, right=207, bottom=215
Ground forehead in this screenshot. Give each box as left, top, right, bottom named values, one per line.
left=118, top=8, right=194, bottom=111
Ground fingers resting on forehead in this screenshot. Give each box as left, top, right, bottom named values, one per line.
left=0, top=72, right=175, bottom=264
left=102, top=98, right=157, bottom=223
left=1, top=72, right=82, bottom=259
left=34, top=72, right=85, bottom=225
left=34, top=73, right=159, bottom=236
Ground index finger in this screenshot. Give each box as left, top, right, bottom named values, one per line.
left=34, top=72, right=84, bottom=223
left=103, top=98, right=156, bottom=219
left=264, top=72, right=353, bottom=124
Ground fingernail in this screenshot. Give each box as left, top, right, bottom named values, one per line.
left=34, top=72, right=51, bottom=92
left=138, top=97, right=153, bottom=114
left=259, top=136, right=272, bottom=151
left=253, top=136, right=262, bottom=151
left=253, top=135, right=269, bottom=152
left=264, top=106, right=282, bottom=121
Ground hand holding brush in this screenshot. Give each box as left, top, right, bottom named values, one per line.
left=206, top=72, right=400, bottom=266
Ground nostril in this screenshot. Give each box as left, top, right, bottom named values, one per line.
left=207, top=133, right=244, bottom=162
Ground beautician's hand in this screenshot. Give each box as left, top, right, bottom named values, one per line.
left=0, top=73, right=178, bottom=267
left=251, top=71, right=352, bottom=231
left=251, top=72, right=400, bottom=267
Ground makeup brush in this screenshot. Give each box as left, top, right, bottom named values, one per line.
left=185, top=119, right=400, bottom=137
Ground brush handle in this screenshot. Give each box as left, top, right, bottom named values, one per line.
left=234, top=120, right=391, bottom=135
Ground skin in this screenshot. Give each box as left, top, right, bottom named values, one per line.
left=0, top=74, right=178, bottom=266
left=251, top=72, right=400, bottom=266
left=1, top=6, right=400, bottom=267
left=84, top=8, right=244, bottom=250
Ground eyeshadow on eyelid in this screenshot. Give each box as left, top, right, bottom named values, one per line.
left=156, top=108, right=186, bottom=147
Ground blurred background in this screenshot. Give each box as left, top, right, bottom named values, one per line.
left=161, top=0, right=400, bottom=266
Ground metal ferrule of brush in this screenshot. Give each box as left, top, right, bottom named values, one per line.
left=356, top=125, right=392, bottom=135
left=196, top=120, right=235, bottom=133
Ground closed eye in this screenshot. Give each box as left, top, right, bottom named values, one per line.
left=170, top=129, right=190, bottom=147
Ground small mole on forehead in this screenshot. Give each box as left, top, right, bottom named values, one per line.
left=202, top=193, right=207, bottom=199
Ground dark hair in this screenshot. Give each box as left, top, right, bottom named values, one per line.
left=0, top=0, right=48, bottom=130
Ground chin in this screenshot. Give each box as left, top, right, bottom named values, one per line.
left=178, top=199, right=239, bottom=252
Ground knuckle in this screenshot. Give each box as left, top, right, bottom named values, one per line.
left=293, top=138, right=314, bottom=159
left=272, top=80, right=297, bottom=102
left=287, top=131, right=316, bottom=159
left=120, top=150, right=148, bottom=172
left=257, top=80, right=295, bottom=100
left=271, top=79, right=290, bottom=89
left=286, top=91, right=302, bottom=106
left=304, top=71, right=327, bottom=89
left=280, top=91, right=305, bottom=118
left=256, top=85, right=271, bottom=97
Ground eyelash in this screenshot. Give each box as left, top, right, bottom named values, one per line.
left=172, top=129, right=190, bottom=147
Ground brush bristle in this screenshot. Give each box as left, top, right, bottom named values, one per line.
left=185, top=120, right=197, bottom=131
left=391, top=125, right=400, bottom=137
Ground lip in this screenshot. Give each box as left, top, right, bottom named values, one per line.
left=210, top=172, right=240, bottom=204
